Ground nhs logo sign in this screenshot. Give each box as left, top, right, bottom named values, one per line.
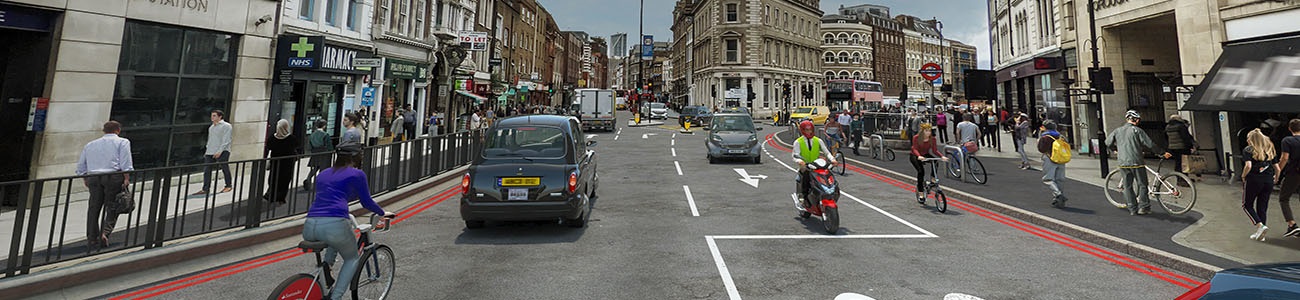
left=288, top=57, right=315, bottom=68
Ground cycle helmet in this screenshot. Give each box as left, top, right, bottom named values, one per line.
left=799, top=120, right=815, bottom=139
left=1125, top=110, right=1141, bottom=120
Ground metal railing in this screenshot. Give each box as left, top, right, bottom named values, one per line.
left=0, top=130, right=484, bottom=278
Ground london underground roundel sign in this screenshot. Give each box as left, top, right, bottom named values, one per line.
left=919, top=63, right=943, bottom=81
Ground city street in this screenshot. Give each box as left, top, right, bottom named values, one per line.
left=99, top=113, right=1200, bottom=299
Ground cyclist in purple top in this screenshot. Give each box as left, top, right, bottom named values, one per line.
left=303, top=143, right=394, bottom=300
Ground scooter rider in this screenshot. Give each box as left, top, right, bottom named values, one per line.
left=793, top=120, right=838, bottom=202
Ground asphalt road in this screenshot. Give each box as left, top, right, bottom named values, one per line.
left=101, top=112, right=1202, bottom=300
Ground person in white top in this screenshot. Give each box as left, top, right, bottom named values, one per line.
left=75, top=121, right=134, bottom=251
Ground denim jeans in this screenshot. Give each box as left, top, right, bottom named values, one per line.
left=202, top=151, right=232, bottom=191
left=303, top=217, right=360, bottom=300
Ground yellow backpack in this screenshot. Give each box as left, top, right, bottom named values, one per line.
left=1050, top=136, right=1072, bottom=164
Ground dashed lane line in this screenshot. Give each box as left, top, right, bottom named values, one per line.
left=683, top=185, right=701, bottom=216
left=674, top=161, right=683, bottom=176
left=672, top=148, right=677, bottom=157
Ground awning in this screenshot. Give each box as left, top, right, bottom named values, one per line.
left=1183, top=35, right=1300, bottom=112
left=455, top=90, right=486, bottom=104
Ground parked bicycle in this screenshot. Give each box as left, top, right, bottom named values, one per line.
left=268, top=213, right=397, bottom=300
left=865, top=134, right=896, bottom=161
left=945, top=145, right=988, bottom=184
left=1103, top=158, right=1198, bottom=215
left=919, top=157, right=949, bottom=213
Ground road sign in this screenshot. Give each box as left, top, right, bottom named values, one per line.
left=360, top=87, right=375, bottom=106
left=724, top=88, right=746, bottom=99
left=920, top=63, right=943, bottom=81
left=641, top=35, right=654, bottom=61
left=352, top=58, right=382, bottom=68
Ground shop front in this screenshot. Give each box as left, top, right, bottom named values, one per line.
left=377, top=58, right=429, bottom=142
left=271, top=35, right=375, bottom=149
left=0, top=3, right=57, bottom=199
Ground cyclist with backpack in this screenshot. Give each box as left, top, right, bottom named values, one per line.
left=1038, top=120, right=1069, bottom=208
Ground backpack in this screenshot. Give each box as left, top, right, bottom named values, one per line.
left=1050, top=136, right=1072, bottom=164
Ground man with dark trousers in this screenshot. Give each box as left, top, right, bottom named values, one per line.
left=76, top=121, right=134, bottom=252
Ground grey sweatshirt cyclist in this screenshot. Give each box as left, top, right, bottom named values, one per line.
left=1106, top=122, right=1162, bottom=167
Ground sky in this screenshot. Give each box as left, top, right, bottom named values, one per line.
left=541, top=0, right=992, bottom=69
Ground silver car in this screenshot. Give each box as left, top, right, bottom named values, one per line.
left=706, top=113, right=764, bottom=164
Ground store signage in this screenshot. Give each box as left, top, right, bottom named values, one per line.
left=144, top=0, right=209, bottom=13
left=277, top=35, right=325, bottom=69
left=458, top=31, right=489, bottom=51
left=353, top=58, right=383, bottom=68
left=1094, top=0, right=1129, bottom=10
left=321, top=46, right=359, bottom=71
left=0, top=3, right=56, bottom=32
left=26, top=97, right=48, bottom=132
left=489, top=58, right=503, bottom=66
left=384, top=59, right=429, bottom=80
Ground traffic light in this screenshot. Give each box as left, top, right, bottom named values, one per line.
left=782, top=83, right=792, bottom=98
left=1088, top=67, right=1115, bottom=94
left=900, top=84, right=908, bottom=100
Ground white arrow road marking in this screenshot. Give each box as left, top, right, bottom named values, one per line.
left=733, top=168, right=767, bottom=188
left=672, top=148, right=677, bottom=157
left=944, top=293, right=986, bottom=300
left=642, top=133, right=658, bottom=139
left=586, top=134, right=597, bottom=139
left=835, top=293, right=877, bottom=300
left=683, top=185, right=700, bottom=216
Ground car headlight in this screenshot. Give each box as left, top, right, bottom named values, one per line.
left=711, top=135, right=723, bottom=143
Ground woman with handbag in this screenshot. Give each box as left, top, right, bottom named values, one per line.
left=303, top=120, right=333, bottom=191
left=265, top=119, right=299, bottom=204
left=1166, top=114, right=1197, bottom=173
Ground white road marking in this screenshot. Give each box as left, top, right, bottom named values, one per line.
left=683, top=185, right=700, bottom=216
left=711, top=234, right=936, bottom=240
left=672, top=148, right=677, bottom=157
left=642, top=133, right=658, bottom=139
left=673, top=133, right=677, bottom=139
left=835, top=293, right=877, bottom=300
left=733, top=168, right=767, bottom=188
left=617, top=128, right=622, bottom=135
left=672, top=139, right=676, bottom=146
left=614, top=135, right=620, bottom=141
left=705, top=236, right=741, bottom=300
left=944, top=293, right=986, bottom=300
left=586, top=134, right=597, bottom=139
left=674, top=161, right=683, bottom=176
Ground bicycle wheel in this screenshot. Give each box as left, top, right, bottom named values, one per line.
left=945, top=152, right=961, bottom=179
left=883, top=148, right=895, bottom=161
left=1103, top=169, right=1128, bottom=209
left=834, top=151, right=846, bottom=175
left=933, top=189, right=947, bottom=213
left=1157, top=173, right=1197, bottom=215
left=352, top=245, right=395, bottom=300
left=267, top=273, right=323, bottom=300
left=967, top=157, right=988, bottom=184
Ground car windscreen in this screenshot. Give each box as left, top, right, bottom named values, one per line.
left=651, top=103, right=666, bottom=108
left=483, top=126, right=568, bottom=159
left=794, top=107, right=813, bottom=114
left=712, top=116, right=755, bottom=132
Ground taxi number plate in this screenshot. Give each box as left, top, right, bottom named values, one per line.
left=728, top=149, right=747, bottom=154
left=507, top=189, right=529, bottom=201
left=501, top=177, right=540, bottom=186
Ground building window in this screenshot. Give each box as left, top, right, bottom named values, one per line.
left=324, top=0, right=338, bottom=25
left=111, top=21, right=238, bottom=169
left=347, top=0, right=360, bottom=29
left=725, top=3, right=739, bottom=23
left=725, top=39, right=739, bottom=62
left=299, top=0, right=315, bottom=20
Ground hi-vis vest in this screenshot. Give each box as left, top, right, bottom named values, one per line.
left=797, top=136, right=822, bottom=163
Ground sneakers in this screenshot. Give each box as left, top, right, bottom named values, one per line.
left=1284, top=224, right=1300, bottom=238
left=1250, top=225, right=1269, bottom=241
left=1051, top=195, right=1068, bottom=208
left=1136, top=208, right=1151, bottom=215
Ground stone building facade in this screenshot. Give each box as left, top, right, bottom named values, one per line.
left=819, top=15, right=874, bottom=83
left=837, top=4, right=905, bottom=99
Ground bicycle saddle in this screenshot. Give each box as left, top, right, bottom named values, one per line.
left=298, top=241, right=328, bottom=253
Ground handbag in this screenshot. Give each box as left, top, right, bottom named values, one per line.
left=1181, top=153, right=1209, bottom=174
left=107, top=185, right=135, bottom=215
left=963, top=141, right=980, bottom=154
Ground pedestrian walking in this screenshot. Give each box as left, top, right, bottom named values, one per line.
left=1015, top=113, right=1032, bottom=170
left=469, top=109, right=483, bottom=131
left=1242, top=129, right=1281, bottom=241
left=402, top=104, right=417, bottom=140
left=428, top=109, right=442, bottom=136
left=304, top=120, right=332, bottom=191
left=390, top=109, right=405, bottom=142
left=340, top=113, right=363, bottom=147
left=850, top=113, right=865, bottom=156
left=264, top=119, right=298, bottom=204
left=1037, top=120, right=1068, bottom=207
left=75, top=121, right=133, bottom=252
left=1165, top=114, right=1197, bottom=173
left=1106, top=110, right=1171, bottom=216
left=1277, top=119, right=1300, bottom=237
left=194, top=110, right=233, bottom=195
left=984, top=110, right=999, bottom=147
left=906, top=109, right=921, bottom=140
left=935, top=110, right=949, bottom=144
left=975, top=109, right=990, bottom=147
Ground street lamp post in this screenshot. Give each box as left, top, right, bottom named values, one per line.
left=1088, top=0, right=1110, bottom=177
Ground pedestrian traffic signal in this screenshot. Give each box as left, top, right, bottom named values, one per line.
left=900, top=84, right=908, bottom=100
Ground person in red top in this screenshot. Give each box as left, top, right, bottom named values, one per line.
left=909, top=123, right=948, bottom=202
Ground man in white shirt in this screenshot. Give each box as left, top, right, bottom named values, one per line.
left=469, top=109, right=483, bottom=131
left=837, top=111, right=853, bottom=127
left=195, top=110, right=233, bottom=195
left=76, top=121, right=134, bottom=251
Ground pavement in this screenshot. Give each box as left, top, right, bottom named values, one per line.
left=788, top=127, right=1300, bottom=270
left=56, top=111, right=1201, bottom=299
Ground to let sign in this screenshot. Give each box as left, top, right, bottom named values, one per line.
left=919, top=63, right=943, bottom=81
left=458, top=31, right=489, bottom=51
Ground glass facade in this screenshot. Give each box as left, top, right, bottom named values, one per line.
left=111, top=21, right=239, bottom=169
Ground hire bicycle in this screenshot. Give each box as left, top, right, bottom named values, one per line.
left=919, top=157, right=949, bottom=213
left=865, top=134, right=897, bottom=161
left=268, top=214, right=397, bottom=300
left=945, top=145, right=988, bottom=184
left=1103, top=158, right=1197, bottom=215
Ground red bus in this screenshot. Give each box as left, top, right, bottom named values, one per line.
left=826, top=79, right=884, bottom=112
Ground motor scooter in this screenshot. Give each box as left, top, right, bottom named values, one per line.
left=795, top=158, right=840, bottom=234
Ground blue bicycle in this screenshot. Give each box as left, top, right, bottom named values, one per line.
left=945, top=146, right=988, bottom=185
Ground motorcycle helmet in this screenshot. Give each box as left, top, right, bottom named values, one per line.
left=799, top=120, right=815, bottom=139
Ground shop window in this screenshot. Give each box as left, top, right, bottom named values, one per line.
left=111, top=21, right=238, bottom=169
